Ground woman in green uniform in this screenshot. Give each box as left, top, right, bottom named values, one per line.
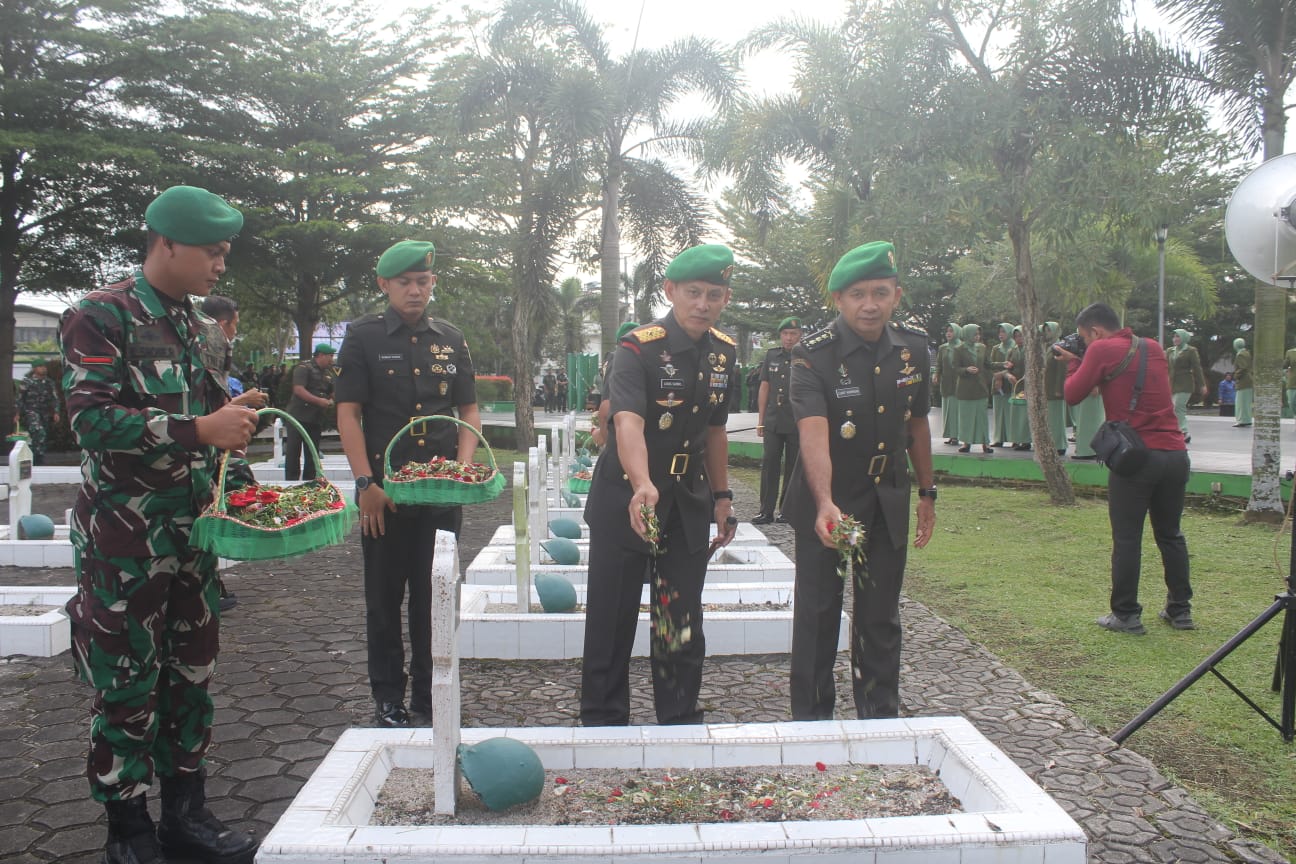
left=1232, top=337, right=1252, bottom=427
left=954, top=323, right=991, bottom=453
left=1167, top=328, right=1205, bottom=441
left=1042, top=321, right=1069, bottom=455
left=935, top=322, right=961, bottom=445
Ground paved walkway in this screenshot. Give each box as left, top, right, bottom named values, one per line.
left=0, top=479, right=1288, bottom=863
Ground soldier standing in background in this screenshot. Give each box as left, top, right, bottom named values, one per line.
left=784, top=240, right=936, bottom=720
left=753, top=317, right=802, bottom=524
left=16, top=360, right=60, bottom=464
left=61, top=185, right=259, bottom=864
left=1232, top=337, right=1253, bottom=427
left=283, top=343, right=335, bottom=480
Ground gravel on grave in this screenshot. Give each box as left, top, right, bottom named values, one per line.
left=482, top=601, right=788, bottom=614
left=0, top=604, right=58, bottom=616
left=373, top=763, right=960, bottom=826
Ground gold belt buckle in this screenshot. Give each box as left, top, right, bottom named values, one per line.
left=669, top=453, right=690, bottom=476
left=868, top=454, right=888, bottom=476
left=409, top=416, right=428, bottom=437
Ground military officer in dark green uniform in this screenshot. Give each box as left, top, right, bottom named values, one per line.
left=61, top=185, right=260, bottom=864
left=335, top=240, right=481, bottom=729
left=754, top=316, right=802, bottom=524
left=784, top=241, right=936, bottom=720
left=581, top=244, right=739, bottom=726
left=16, top=360, right=60, bottom=464
left=284, top=343, right=335, bottom=480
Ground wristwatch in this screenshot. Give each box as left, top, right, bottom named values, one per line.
left=713, top=489, right=734, bottom=501
left=355, top=475, right=375, bottom=491
left=918, top=487, right=938, bottom=501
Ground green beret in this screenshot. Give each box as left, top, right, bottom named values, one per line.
left=313, top=343, right=335, bottom=355
left=778, top=317, right=802, bottom=332
left=615, top=321, right=640, bottom=341
left=827, top=241, right=898, bottom=293
left=664, top=244, right=734, bottom=285
left=145, top=186, right=243, bottom=246
left=376, top=240, right=436, bottom=279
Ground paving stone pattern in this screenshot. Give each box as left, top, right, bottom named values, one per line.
left=0, top=483, right=1285, bottom=863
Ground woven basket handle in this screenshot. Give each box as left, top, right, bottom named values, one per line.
left=383, top=414, right=497, bottom=480
left=211, top=407, right=324, bottom=515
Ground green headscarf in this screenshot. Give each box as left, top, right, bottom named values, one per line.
left=1233, top=337, right=1246, bottom=352
left=946, top=321, right=962, bottom=347
left=998, top=322, right=1013, bottom=343
left=1042, top=321, right=1060, bottom=341
left=962, top=323, right=980, bottom=343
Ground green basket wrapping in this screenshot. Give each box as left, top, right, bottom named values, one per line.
left=383, top=415, right=505, bottom=506
left=567, top=476, right=591, bottom=494
left=192, top=409, right=357, bottom=561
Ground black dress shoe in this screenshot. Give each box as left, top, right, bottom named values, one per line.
left=374, top=701, right=411, bottom=727
left=410, top=709, right=433, bottom=726
left=219, top=593, right=238, bottom=612
left=751, top=514, right=774, bottom=525
left=957, top=445, right=970, bottom=453
left=775, top=514, right=790, bottom=524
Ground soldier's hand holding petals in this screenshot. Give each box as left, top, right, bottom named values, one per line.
left=814, top=505, right=844, bottom=550
left=628, top=483, right=660, bottom=542
left=195, top=403, right=258, bottom=451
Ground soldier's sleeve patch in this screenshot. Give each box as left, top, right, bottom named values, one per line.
left=710, top=327, right=736, bottom=346
left=792, top=357, right=812, bottom=368
left=802, top=329, right=836, bottom=351
left=632, top=325, right=666, bottom=342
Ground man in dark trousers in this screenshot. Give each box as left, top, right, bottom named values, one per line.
left=754, top=316, right=802, bottom=524
left=335, top=240, right=481, bottom=727
left=1057, top=302, right=1194, bottom=635
left=61, top=185, right=259, bottom=864
left=784, top=240, right=936, bottom=720
left=580, top=244, right=739, bottom=726
left=284, top=343, right=334, bottom=480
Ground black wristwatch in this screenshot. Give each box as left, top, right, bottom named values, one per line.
left=918, top=487, right=938, bottom=501
left=355, top=475, right=375, bottom=491
left=712, top=489, right=734, bottom=501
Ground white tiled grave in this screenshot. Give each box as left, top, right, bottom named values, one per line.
left=459, top=582, right=842, bottom=659
left=256, top=717, right=1086, bottom=864
left=0, top=586, right=75, bottom=656
left=465, top=544, right=795, bottom=586
left=487, top=521, right=769, bottom=546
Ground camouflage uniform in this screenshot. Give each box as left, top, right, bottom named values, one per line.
left=60, top=272, right=239, bottom=803
left=16, top=371, right=59, bottom=463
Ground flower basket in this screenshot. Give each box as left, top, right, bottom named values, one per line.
left=192, top=409, right=357, bottom=561
left=568, top=469, right=592, bottom=494
left=1008, top=378, right=1027, bottom=406
left=383, top=415, right=505, bottom=506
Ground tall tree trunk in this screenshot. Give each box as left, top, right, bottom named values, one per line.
left=599, top=156, right=623, bottom=358
left=1245, top=105, right=1288, bottom=518
left=1008, top=218, right=1074, bottom=506
left=512, top=272, right=535, bottom=450
left=0, top=154, right=19, bottom=438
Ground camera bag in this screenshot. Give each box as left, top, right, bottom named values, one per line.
left=1090, top=337, right=1150, bottom=477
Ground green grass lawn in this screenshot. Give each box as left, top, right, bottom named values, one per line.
left=903, top=484, right=1295, bottom=860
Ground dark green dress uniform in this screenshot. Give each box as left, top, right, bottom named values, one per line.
left=756, top=343, right=799, bottom=520
left=61, top=272, right=240, bottom=802
left=783, top=317, right=931, bottom=719
left=284, top=354, right=334, bottom=480
left=580, top=314, right=737, bottom=726
left=333, top=307, right=476, bottom=717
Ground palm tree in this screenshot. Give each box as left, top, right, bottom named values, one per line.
left=1159, top=0, right=1296, bottom=518
left=493, top=0, right=737, bottom=356
left=553, top=277, right=599, bottom=358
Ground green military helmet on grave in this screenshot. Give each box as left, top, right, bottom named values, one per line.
left=457, top=738, right=545, bottom=811
left=827, top=241, right=898, bottom=293
left=560, top=489, right=582, bottom=508
left=534, top=572, right=579, bottom=613
left=616, top=321, right=640, bottom=341
left=376, top=240, right=436, bottom=279
left=664, top=244, right=734, bottom=286
left=541, top=537, right=581, bottom=565
left=548, top=517, right=582, bottom=539
left=144, top=185, right=243, bottom=246
left=778, top=317, right=802, bottom=332
left=17, top=513, right=55, bottom=540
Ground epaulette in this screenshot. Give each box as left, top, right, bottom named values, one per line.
left=631, top=324, right=666, bottom=342
left=350, top=312, right=384, bottom=327
left=801, top=328, right=836, bottom=351
left=710, top=327, right=736, bottom=347
left=890, top=320, right=928, bottom=339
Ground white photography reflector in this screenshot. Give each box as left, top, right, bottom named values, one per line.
left=1225, top=153, right=1296, bottom=285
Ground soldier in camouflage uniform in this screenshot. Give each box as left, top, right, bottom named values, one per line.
left=60, top=185, right=259, bottom=864
left=16, top=360, right=60, bottom=464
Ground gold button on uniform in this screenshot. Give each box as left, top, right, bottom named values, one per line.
left=692, top=406, right=699, bottom=413
left=877, top=405, right=885, bottom=414
left=417, top=438, right=425, bottom=446
left=414, top=368, right=421, bottom=375
left=874, top=366, right=881, bottom=374
left=387, top=369, right=394, bottom=376
left=411, top=336, right=418, bottom=344
left=877, top=443, right=885, bottom=451
left=415, top=403, right=422, bottom=410
left=698, top=372, right=704, bottom=380
left=845, top=409, right=854, bottom=417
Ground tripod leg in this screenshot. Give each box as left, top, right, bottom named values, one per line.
left=1279, top=601, right=1296, bottom=742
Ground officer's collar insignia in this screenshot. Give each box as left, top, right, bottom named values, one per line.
left=838, top=363, right=848, bottom=378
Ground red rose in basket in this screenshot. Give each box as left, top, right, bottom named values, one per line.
left=391, top=456, right=496, bottom=484
left=220, top=480, right=344, bottom=530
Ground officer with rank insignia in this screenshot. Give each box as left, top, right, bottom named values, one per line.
left=783, top=240, right=936, bottom=721
left=754, top=317, right=802, bottom=524
left=581, top=244, right=739, bottom=726
left=334, top=240, right=481, bottom=729
left=61, top=185, right=260, bottom=864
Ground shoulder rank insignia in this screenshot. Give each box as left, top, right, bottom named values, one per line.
left=890, top=320, right=928, bottom=339
left=801, top=328, right=836, bottom=351
left=709, top=327, right=736, bottom=346
left=632, top=325, right=666, bottom=342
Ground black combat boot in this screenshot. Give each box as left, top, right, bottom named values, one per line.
left=102, top=795, right=164, bottom=864
left=158, top=770, right=258, bottom=864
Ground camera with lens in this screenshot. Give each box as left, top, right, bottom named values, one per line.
left=1053, top=331, right=1086, bottom=359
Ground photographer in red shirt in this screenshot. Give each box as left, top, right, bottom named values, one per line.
left=1055, top=302, right=1194, bottom=636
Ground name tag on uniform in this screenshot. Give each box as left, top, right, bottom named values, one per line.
left=768, top=363, right=780, bottom=372
left=660, top=378, right=684, bottom=389
left=897, top=373, right=923, bottom=388
left=835, top=386, right=862, bottom=398
left=378, top=353, right=403, bottom=361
